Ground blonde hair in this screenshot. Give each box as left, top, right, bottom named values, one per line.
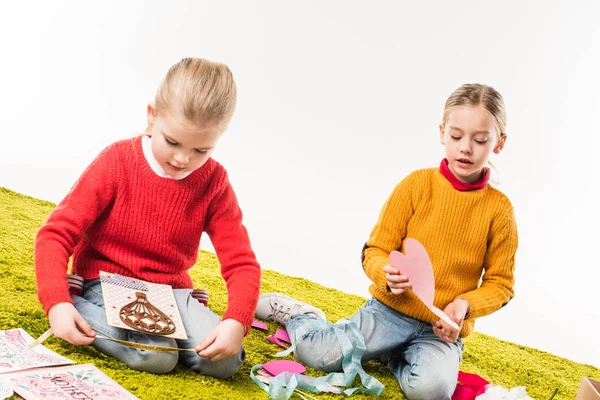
left=442, top=83, right=506, bottom=140
left=154, top=57, right=237, bottom=130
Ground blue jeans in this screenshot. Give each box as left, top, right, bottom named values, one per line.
left=72, top=279, right=245, bottom=378
left=287, top=298, right=463, bottom=400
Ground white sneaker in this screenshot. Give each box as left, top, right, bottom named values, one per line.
left=255, top=292, right=326, bottom=326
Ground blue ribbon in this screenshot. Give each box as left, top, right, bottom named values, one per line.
left=251, top=318, right=384, bottom=399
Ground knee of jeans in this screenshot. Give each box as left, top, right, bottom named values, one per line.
left=194, top=348, right=245, bottom=379
left=294, top=336, right=343, bottom=372
left=401, top=371, right=455, bottom=400
left=125, top=350, right=178, bottom=375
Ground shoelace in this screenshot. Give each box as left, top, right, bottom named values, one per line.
left=269, top=302, right=301, bottom=324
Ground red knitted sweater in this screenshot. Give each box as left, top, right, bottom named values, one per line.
left=35, top=136, right=261, bottom=332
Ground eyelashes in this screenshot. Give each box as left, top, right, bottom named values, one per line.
left=450, top=136, right=488, bottom=145
left=164, top=137, right=208, bottom=154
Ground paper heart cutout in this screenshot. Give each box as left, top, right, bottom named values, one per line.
left=262, top=360, right=306, bottom=376
left=389, top=238, right=459, bottom=330
left=389, top=238, right=435, bottom=305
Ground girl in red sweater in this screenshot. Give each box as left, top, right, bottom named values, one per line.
left=35, top=58, right=261, bottom=378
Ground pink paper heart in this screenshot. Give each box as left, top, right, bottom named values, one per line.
left=389, top=238, right=459, bottom=330
left=389, top=238, right=435, bottom=305
left=262, top=360, right=306, bottom=376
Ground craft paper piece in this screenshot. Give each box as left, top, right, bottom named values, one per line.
left=251, top=320, right=268, bottom=331
left=0, top=329, right=74, bottom=374
left=266, top=328, right=291, bottom=348
left=267, top=335, right=288, bottom=349
left=9, top=363, right=139, bottom=400
left=262, top=360, right=306, bottom=376
left=255, top=374, right=271, bottom=385
left=275, top=329, right=291, bottom=344
left=389, top=239, right=460, bottom=330
left=257, top=369, right=274, bottom=378
left=100, top=271, right=187, bottom=340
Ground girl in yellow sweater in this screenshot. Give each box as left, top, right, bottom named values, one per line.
left=256, top=83, right=518, bottom=399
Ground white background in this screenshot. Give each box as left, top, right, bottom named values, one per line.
left=0, top=1, right=598, bottom=368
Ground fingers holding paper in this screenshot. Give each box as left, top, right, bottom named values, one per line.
left=195, top=319, right=245, bottom=363
left=48, top=302, right=96, bottom=346
left=431, top=298, right=469, bottom=343
left=383, top=265, right=412, bottom=296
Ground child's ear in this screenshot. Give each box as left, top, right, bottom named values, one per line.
left=494, top=134, right=507, bottom=154
left=147, top=103, right=156, bottom=127
left=439, top=124, right=445, bottom=144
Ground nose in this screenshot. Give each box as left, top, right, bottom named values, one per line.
left=459, top=139, right=472, bottom=154
left=173, top=150, right=190, bottom=165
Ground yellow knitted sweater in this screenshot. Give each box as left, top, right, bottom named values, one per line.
left=363, top=167, right=518, bottom=338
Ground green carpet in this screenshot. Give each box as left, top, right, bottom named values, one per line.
left=0, top=186, right=598, bottom=400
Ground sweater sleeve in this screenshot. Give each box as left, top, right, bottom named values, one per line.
left=35, top=145, right=116, bottom=315
left=363, top=172, right=418, bottom=290
left=457, top=206, right=518, bottom=320
left=205, top=171, right=261, bottom=334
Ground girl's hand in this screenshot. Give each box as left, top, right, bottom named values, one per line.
left=431, top=298, right=470, bottom=343
left=383, top=265, right=412, bottom=295
left=195, top=319, right=245, bottom=362
left=47, top=302, right=96, bottom=345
